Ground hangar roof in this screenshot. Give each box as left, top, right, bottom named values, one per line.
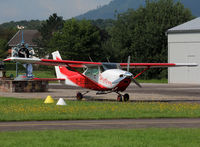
left=167, top=17, right=200, bottom=34
left=8, top=30, right=41, bottom=47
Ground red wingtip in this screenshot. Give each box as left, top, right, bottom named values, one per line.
left=3, top=58, right=11, bottom=62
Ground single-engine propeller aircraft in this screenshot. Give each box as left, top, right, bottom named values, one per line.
left=4, top=51, right=197, bottom=101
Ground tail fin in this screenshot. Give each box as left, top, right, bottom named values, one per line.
left=52, top=51, right=66, bottom=79
left=52, top=51, right=62, bottom=60
left=52, top=51, right=78, bottom=87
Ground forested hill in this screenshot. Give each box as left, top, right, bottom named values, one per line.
left=77, top=0, right=145, bottom=20
left=76, top=0, right=200, bottom=20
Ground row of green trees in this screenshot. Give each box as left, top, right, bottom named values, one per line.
left=35, top=0, right=193, bottom=79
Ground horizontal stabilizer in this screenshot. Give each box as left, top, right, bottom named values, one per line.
left=32, top=78, right=65, bottom=81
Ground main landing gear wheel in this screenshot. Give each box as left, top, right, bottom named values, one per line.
left=76, top=92, right=83, bottom=101
left=117, top=94, right=122, bottom=102
left=123, top=93, right=129, bottom=102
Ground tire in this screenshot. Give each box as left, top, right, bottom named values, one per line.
left=76, top=92, right=83, bottom=101
left=123, top=93, right=129, bottom=102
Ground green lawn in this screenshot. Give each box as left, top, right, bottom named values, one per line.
left=0, top=129, right=200, bottom=147
left=138, top=78, right=168, bottom=83
left=1, top=97, right=200, bottom=121
left=6, top=70, right=55, bottom=79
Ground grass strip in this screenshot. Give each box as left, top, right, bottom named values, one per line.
left=138, top=78, right=168, bottom=83
left=1, top=97, right=200, bottom=121
left=0, top=129, right=200, bottom=147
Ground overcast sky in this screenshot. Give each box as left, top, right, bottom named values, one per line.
left=0, top=0, right=112, bottom=24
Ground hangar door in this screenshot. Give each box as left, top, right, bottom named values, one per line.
left=168, top=43, right=200, bottom=84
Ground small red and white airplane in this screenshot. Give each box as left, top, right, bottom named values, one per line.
left=4, top=51, right=197, bottom=101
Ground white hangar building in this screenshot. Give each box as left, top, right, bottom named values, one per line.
left=167, top=17, right=200, bottom=84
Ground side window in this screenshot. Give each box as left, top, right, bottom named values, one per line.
left=85, top=66, right=99, bottom=77
left=85, top=68, right=91, bottom=76
left=100, top=66, right=105, bottom=73
left=92, top=68, right=98, bottom=75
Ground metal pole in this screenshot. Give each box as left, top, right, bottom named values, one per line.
left=16, top=62, right=18, bottom=77
left=21, top=29, right=24, bottom=44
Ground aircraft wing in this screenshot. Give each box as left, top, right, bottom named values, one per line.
left=4, top=57, right=198, bottom=68
left=4, top=57, right=102, bottom=67
left=120, top=63, right=198, bottom=68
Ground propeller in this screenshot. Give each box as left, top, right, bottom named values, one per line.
left=132, top=77, right=142, bottom=88
left=127, top=55, right=142, bottom=88
left=127, top=56, right=130, bottom=72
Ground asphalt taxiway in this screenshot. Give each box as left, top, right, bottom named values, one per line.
left=1, top=118, right=200, bottom=131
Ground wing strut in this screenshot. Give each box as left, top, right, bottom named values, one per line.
left=133, top=66, right=150, bottom=79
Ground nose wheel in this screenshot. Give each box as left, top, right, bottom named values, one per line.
left=117, top=93, right=129, bottom=102
left=123, top=93, right=129, bottom=102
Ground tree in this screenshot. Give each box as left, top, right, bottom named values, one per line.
left=91, top=19, right=114, bottom=31
left=0, top=27, right=17, bottom=59
left=0, top=20, right=42, bottom=30
left=49, top=19, right=109, bottom=61
left=35, top=13, right=64, bottom=57
left=109, top=0, right=194, bottom=78
left=0, top=39, right=7, bottom=59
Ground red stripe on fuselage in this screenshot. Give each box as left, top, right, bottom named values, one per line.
left=59, top=66, right=109, bottom=91
left=55, top=57, right=109, bottom=91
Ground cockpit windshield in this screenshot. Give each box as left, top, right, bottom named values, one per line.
left=84, top=63, right=120, bottom=78
left=102, top=63, right=118, bottom=71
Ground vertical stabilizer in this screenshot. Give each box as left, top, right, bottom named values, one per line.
left=51, top=51, right=78, bottom=87
left=52, top=51, right=65, bottom=79
left=52, top=51, right=62, bottom=60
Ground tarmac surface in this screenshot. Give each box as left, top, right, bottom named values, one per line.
left=1, top=118, right=200, bottom=132
left=0, top=83, right=200, bottom=102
